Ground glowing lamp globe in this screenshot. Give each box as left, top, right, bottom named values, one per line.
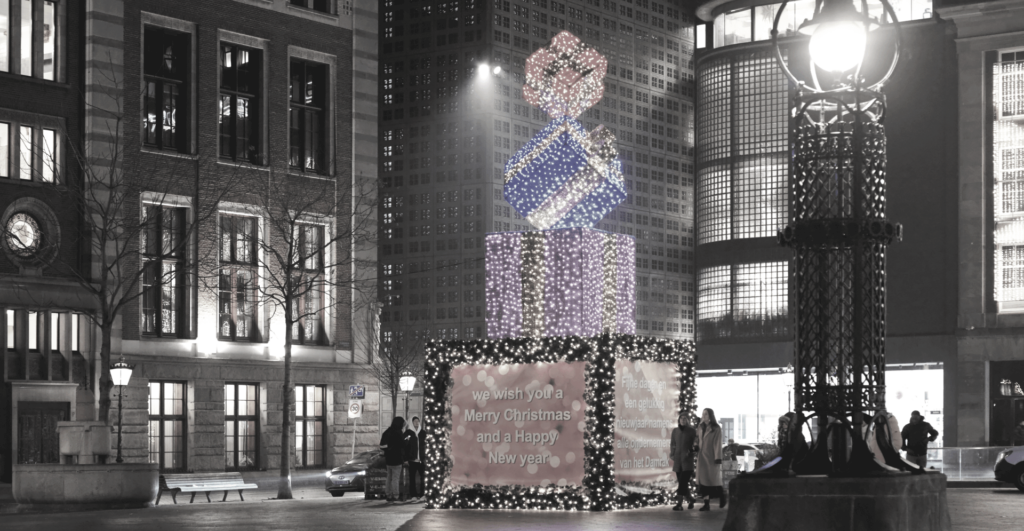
left=399, top=372, right=416, bottom=392
left=808, top=21, right=866, bottom=73
left=110, top=359, right=134, bottom=386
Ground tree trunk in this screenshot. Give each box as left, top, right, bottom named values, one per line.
left=98, top=322, right=114, bottom=425
left=278, top=331, right=294, bottom=500
left=391, top=383, right=398, bottom=423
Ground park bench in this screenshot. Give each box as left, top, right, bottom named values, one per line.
left=157, top=472, right=259, bottom=505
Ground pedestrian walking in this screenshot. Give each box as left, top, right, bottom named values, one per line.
left=406, top=417, right=423, bottom=502
left=695, top=408, right=725, bottom=511
left=900, top=410, right=938, bottom=469
left=379, top=416, right=406, bottom=503
left=669, top=413, right=697, bottom=510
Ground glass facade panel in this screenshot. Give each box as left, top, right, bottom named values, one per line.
left=697, top=262, right=788, bottom=341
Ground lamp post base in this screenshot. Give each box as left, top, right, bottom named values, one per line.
left=722, top=473, right=951, bottom=531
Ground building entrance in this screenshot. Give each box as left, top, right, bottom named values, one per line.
left=17, top=402, right=69, bottom=464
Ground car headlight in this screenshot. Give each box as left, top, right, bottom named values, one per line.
left=357, top=470, right=366, bottom=476
left=325, top=471, right=333, bottom=478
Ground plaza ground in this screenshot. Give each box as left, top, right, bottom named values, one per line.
left=0, top=486, right=1020, bottom=530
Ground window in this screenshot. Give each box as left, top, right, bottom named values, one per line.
left=292, top=224, right=325, bottom=345
left=220, top=44, right=262, bottom=163
left=289, top=60, right=328, bottom=174
left=27, top=310, right=36, bottom=350
left=143, top=26, right=190, bottom=152
left=289, top=0, right=332, bottom=14
left=219, top=215, right=259, bottom=341
left=294, top=384, right=325, bottom=468
left=995, top=51, right=1024, bottom=309
left=149, top=381, right=186, bottom=471
left=1, top=0, right=57, bottom=78
left=141, top=205, right=186, bottom=337
left=225, top=383, right=259, bottom=470
left=5, top=309, right=14, bottom=349
left=0, top=121, right=59, bottom=182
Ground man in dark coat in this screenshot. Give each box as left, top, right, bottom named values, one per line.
left=379, top=416, right=406, bottom=502
left=670, top=413, right=697, bottom=510
left=900, top=410, right=939, bottom=469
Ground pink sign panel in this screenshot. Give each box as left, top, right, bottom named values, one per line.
left=449, top=362, right=586, bottom=487
left=614, top=359, right=678, bottom=486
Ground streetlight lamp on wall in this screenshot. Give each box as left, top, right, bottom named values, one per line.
left=109, top=356, right=135, bottom=464
left=399, top=371, right=416, bottom=419
left=770, top=0, right=909, bottom=476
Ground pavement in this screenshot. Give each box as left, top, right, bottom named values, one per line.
left=0, top=486, right=1021, bottom=530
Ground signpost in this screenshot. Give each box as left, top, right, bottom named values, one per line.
left=349, top=385, right=364, bottom=460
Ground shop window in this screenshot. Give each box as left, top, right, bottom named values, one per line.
left=289, top=60, right=328, bottom=174
left=219, top=43, right=262, bottom=163
left=292, top=224, right=325, bottom=345
left=149, top=381, right=187, bottom=471
left=295, top=384, right=325, bottom=468
left=225, top=383, right=259, bottom=470
left=141, top=205, right=187, bottom=337
left=219, top=215, right=259, bottom=341
left=143, top=26, right=190, bottom=152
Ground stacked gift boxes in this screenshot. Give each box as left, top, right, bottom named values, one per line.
left=485, top=228, right=636, bottom=339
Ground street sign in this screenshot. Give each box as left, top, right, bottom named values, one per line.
left=348, top=400, right=363, bottom=419
left=349, top=384, right=365, bottom=399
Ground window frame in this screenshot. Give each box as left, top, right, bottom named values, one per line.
left=294, top=384, right=326, bottom=468
left=0, top=116, right=62, bottom=184
left=2, top=0, right=63, bottom=80
left=291, top=223, right=326, bottom=346
left=141, top=21, right=193, bottom=153
left=288, top=58, right=329, bottom=175
left=288, top=0, right=334, bottom=15
left=218, top=41, right=263, bottom=164
left=148, top=380, right=188, bottom=472
left=140, top=203, right=188, bottom=338
left=224, top=382, right=260, bottom=471
left=218, top=213, right=260, bottom=342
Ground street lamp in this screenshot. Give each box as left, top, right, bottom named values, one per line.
left=109, top=356, right=135, bottom=464
left=399, top=371, right=416, bottom=419
left=771, top=0, right=910, bottom=476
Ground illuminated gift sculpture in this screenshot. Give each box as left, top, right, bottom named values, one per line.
left=506, top=32, right=625, bottom=231
left=485, top=228, right=636, bottom=339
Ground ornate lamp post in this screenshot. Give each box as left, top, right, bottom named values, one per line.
left=109, top=356, right=135, bottom=464
left=771, top=0, right=912, bottom=475
left=399, top=371, right=416, bottom=419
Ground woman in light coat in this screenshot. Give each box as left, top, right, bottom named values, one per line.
left=695, top=408, right=725, bottom=511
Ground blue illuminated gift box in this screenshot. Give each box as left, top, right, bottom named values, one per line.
left=504, top=116, right=626, bottom=230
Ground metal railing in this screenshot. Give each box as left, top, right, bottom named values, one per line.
left=921, top=447, right=1014, bottom=481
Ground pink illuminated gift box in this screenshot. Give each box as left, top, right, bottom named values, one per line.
left=485, top=227, right=636, bottom=339
left=523, top=31, right=608, bottom=120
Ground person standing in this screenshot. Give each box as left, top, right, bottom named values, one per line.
left=670, top=413, right=697, bottom=510
left=407, top=417, right=423, bottom=502
left=900, top=410, right=939, bottom=469
left=696, top=408, right=725, bottom=511
left=379, top=416, right=406, bottom=503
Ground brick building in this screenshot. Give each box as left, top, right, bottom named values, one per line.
left=378, top=0, right=699, bottom=419
left=1, top=0, right=379, bottom=480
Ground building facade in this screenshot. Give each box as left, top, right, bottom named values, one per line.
left=1, top=0, right=379, bottom=480
left=378, top=0, right=700, bottom=419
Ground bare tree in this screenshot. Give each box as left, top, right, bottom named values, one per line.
left=1, top=66, right=237, bottom=427
left=198, top=167, right=376, bottom=499
left=363, top=307, right=425, bottom=422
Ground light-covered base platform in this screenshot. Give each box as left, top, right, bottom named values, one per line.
left=13, top=463, right=159, bottom=507
left=722, top=472, right=951, bottom=531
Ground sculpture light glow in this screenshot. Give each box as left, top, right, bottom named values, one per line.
left=523, top=31, right=607, bottom=120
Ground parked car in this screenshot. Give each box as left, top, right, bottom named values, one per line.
left=723, top=442, right=772, bottom=470
left=993, top=445, right=1024, bottom=491
left=325, top=450, right=385, bottom=497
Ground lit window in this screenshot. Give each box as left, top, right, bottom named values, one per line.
left=698, top=262, right=788, bottom=341
left=292, top=224, right=325, bottom=345
left=294, top=384, right=325, bottom=468
left=225, top=383, right=259, bottom=470
left=143, top=26, right=190, bottom=152
left=5, top=309, right=15, bottom=350
left=994, top=51, right=1024, bottom=309
left=219, top=215, right=259, bottom=341
left=27, top=310, right=37, bottom=351
left=289, top=60, right=328, bottom=174
left=141, top=205, right=187, bottom=337
left=0, top=123, right=8, bottom=177
left=220, top=43, right=262, bottom=163
left=149, top=381, right=187, bottom=471
left=289, top=0, right=332, bottom=14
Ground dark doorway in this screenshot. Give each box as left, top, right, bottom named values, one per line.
left=17, top=402, right=69, bottom=464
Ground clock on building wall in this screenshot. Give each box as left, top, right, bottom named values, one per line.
left=5, top=212, right=42, bottom=258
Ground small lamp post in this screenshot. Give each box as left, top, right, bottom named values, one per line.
left=399, top=371, right=416, bottom=419
left=110, top=356, right=135, bottom=463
